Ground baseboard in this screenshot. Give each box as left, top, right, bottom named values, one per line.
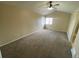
left=0, top=30, right=40, bottom=47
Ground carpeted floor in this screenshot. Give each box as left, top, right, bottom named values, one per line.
left=0, top=29, right=72, bottom=58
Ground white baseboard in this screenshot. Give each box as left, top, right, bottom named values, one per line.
left=0, top=30, right=40, bottom=47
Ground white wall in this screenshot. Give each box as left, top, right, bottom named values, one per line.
left=67, top=12, right=77, bottom=41
left=0, top=4, right=42, bottom=47
left=46, top=11, right=71, bottom=32
left=67, top=10, right=79, bottom=42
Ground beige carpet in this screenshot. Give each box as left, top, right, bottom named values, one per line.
left=0, top=29, right=72, bottom=58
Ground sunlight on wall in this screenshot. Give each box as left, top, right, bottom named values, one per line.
left=41, top=16, right=53, bottom=27
left=46, top=17, right=53, bottom=25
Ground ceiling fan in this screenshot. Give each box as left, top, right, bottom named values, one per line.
left=34, top=1, right=60, bottom=15
left=47, top=1, right=60, bottom=10
left=37, top=1, right=60, bottom=11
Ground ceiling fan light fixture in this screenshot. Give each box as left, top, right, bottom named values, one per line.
left=47, top=1, right=54, bottom=10
left=48, top=7, right=54, bottom=10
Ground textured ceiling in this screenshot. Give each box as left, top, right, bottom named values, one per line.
left=0, top=1, right=79, bottom=15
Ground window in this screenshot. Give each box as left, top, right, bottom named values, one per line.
left=46, top=17, right=53, bottom=25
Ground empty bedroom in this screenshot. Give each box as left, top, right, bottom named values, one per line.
left=0, top=0, right=79, bottom=58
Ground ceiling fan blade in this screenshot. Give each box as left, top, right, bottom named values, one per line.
left=54, top=4, right=60, bottom=6
left=36, top=1, right=55, bottom=9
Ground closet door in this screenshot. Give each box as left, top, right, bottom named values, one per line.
left=72, top=22, right=79, bottom=43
